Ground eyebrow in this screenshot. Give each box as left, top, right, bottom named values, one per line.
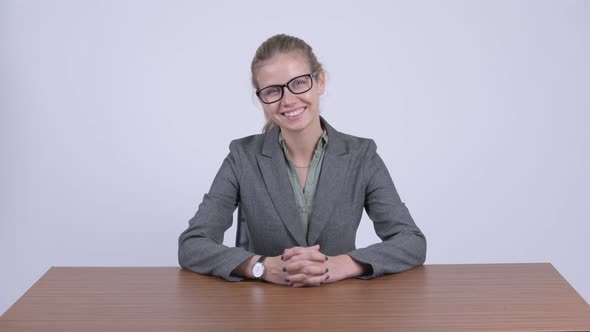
left=259, top=73, right=310, bottom=89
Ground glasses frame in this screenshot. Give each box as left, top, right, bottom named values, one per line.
left=256, top=72, right=317, bottom=104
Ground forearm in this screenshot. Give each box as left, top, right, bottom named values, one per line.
left=337, top=254, right=369, bottom=278
left=231, top=255, right=260, bottom=279
left=178, top=232, right=253, bottom=281
left=347, top=230, right=426, bottom=278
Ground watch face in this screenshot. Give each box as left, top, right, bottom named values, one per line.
left=253, top=263, right=264, bottom=278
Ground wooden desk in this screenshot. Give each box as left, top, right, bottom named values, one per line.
left=1, top=264, right=589, bottom=331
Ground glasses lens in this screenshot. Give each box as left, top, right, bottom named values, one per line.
left=259, top=86, right=283, bottom=104
left=288, top=75, right=312, bottom=94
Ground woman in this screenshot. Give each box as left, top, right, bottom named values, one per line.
left=178, top=34, right=426, bottom=287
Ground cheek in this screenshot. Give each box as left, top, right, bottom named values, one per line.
left=306, top=92, right=321, bottom=106
left=262, top=105, right=278, bottom=118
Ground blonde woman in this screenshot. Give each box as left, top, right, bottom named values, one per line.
left=179, top=34, right=426, bottom=287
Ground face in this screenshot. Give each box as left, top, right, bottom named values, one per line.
left=255, top=52, right=325, bottom=135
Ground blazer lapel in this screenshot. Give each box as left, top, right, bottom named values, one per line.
left=256, top=126, right=307, bottom=247
left=307, top=119, right=351, bottom=245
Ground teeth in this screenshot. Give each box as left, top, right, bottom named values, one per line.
left=284, top=108, right=304, bottom=117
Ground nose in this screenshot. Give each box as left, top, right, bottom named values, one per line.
left=281, top=87, right=298, bottom=106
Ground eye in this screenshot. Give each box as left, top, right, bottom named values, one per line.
left=263, top=87, right=281, bottom=96
left=293, top=79, right=306, bottom=86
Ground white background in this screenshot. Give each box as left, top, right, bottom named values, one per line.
left=1, top=0, right=588, bottom=315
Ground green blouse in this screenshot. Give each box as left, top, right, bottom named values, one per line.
left=279, top=130, right=328, bottom=237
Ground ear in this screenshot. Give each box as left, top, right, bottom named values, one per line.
left=316, top=71, right=326, bottom=95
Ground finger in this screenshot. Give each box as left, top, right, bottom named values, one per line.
left=280, top=246, right=303, bottom=261
left=297, top=265, right=328, bottom=276
left=286, top=251, right=328, bottom=263
left=282, top=244, right=321, bottom=261
left=301, top=273, right=331, bottom=286
left=287, top=282, right=305, bottom=288
left=283, top=273, right=309, bottom=283
left=285, top=262, right=328, bottom=276
left=287, top=251, right=329, bottom=263
left=282, top=245, right=319, bottom=261
left=282, top=277, right=306, bottom=288
left=283, top=260, right=320, bottom=274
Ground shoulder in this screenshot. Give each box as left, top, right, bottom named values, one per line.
left=326, top=122, right=377, bottom=157
left=220, top=133, right=266, bottom=176
left=228, top=133, right=265, bottom=153
left=322, top=117, right=376, bottom=151
left=335, top=131, right=375, bottom=149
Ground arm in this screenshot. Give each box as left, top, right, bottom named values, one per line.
left=346, top=139, right=427, bottom=279
left=231, top=255, right=259, bottom=279
left=178, top=141, right=254, bottom=281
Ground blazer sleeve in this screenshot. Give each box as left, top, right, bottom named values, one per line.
left=346, top=139, right=427, bottom=279
left=178, top=140, right=254, bottom=281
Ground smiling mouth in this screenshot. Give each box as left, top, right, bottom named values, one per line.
left=282, top=107, right=306, bottom=117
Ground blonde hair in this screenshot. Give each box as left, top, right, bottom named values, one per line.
left=251, top=34, right=324, bottom=133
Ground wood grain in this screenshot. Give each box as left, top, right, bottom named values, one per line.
left=1, top=264, right=589, bottom=331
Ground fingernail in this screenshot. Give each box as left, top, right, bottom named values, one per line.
left=325, top=268, right=329, bottom=273
left=284, top=278, right=290, bottom=282
left=325, top=255, right=329, bottom=261
left=280, top=255, right=284, bottom=261
left=325, top=275, right=330, bottom=280
left=282, top=267, right=287, bottom=272
left=320, top=281, right=325, bottom=285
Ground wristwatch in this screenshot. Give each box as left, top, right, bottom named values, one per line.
left=251, top=256, right=267, bottom=279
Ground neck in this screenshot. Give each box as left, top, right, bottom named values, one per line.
left=281, top=117, right=323, bottom=165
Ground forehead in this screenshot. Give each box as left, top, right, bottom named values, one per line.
left=255, top=52, right=311, bottom=87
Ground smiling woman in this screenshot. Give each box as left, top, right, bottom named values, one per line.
left=178, top=34, right=426, bottom=287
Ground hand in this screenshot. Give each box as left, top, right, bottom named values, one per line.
left=260, top=255, right=291, bottom=285
left=280, top=244, right=326, bottom=287
left=231, top=252, right=313, bottom=286
left=281, top=245, right=367, bottom=287
left=233, top=246, right=368, bottom=287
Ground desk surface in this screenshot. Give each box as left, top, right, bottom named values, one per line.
left=1, top=263, right=589, bottom=331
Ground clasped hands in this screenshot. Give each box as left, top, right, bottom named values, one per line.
left=260, top=244, right=365, bottom=287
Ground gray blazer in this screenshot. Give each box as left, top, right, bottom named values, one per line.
left=178, top=118, right=426, bottom=281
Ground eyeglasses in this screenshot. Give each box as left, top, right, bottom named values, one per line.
left=256, top=72, right=316, bottom=104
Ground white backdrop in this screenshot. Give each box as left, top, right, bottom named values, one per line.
left=1, top=0, right=588, bottom=315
